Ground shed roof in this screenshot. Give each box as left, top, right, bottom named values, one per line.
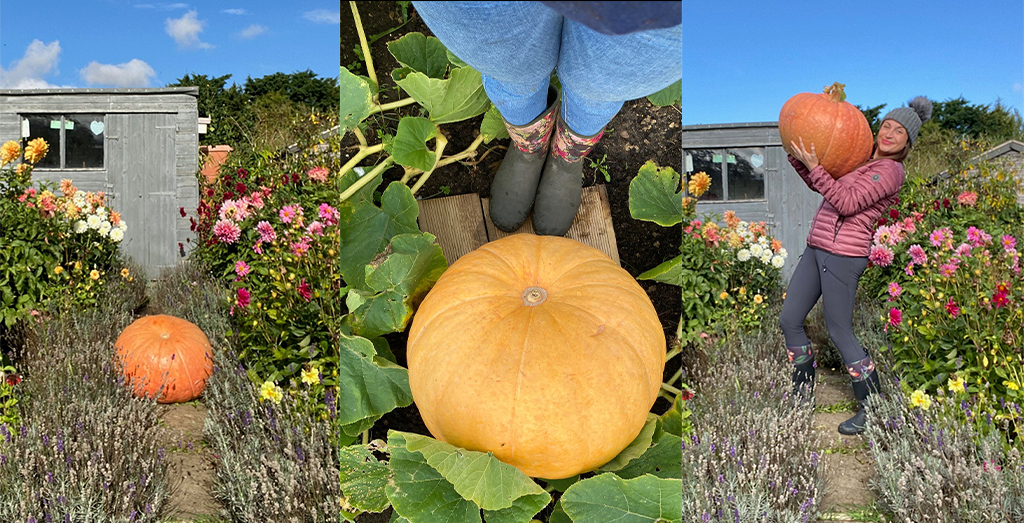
left=0, top=87, right=199, bottom=96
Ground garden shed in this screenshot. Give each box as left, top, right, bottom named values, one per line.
left=960, top=140, right=1024, bottom=205
left=681, top=122, right=820, bottom=279
left=0, top=87, right=200, bottom=279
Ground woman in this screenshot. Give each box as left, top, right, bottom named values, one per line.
left=411, top=1, right=681, bottom=236
left=781, top=96, right=932, bottom=435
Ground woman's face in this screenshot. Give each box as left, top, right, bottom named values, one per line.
left=876, top=119, right=908, bottom=156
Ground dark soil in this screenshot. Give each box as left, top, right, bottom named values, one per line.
left=342, top=0, right=682, bottom=444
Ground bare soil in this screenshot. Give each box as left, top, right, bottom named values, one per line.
left=156, top=402, right=222, bottom=521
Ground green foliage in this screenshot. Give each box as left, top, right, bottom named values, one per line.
left=0, top=364, right=20, bottom=426
left=858, top=145, right=1024, bottom=438
left=858, top=96, right=1024, bottom=144
left=560, top=474, right=683, bottom=523
left=857, top=103, right=888, bottom=134
left=0, top=147, right=129, bottom=330
left=646, top=79, right=681, bottom=108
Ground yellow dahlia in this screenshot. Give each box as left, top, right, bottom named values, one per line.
left=688, top=171, right=711, bottom=197
left=24, top=138, right=49, bottom=164
left=1, top=141, right=20, bottom=166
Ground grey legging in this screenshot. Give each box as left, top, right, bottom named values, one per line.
left=779, top=246, right=870, bottom=367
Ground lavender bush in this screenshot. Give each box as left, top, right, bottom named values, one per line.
left=0, top=268, right=168, bottom=522
left=682, top=312, right=825, bottom=522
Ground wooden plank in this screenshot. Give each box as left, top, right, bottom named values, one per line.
left=482, top=185, right=620, bottom=265
left=416, top=192, right=488, bottom=265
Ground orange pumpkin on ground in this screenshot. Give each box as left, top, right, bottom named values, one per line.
left=779, top=82, right=874, bottom=179
left=115, top=315, right=213, bottom=403
left=407, top=234, right=666, bottom=479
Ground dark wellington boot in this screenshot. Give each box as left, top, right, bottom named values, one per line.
left=532, top=116, right=604, bottom=236
left=489, top=88, right=560, bottom=232
left=838, top=371, right=881, bottom=435
left=788, top=343, right=815, bottom=404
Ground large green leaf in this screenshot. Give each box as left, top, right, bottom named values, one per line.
left=659, top=394, right=684, bottom=438
left=560, top=474, right=682, bottom=523
left=337, top=180, right=421, bottom=290
left=400, top=432, right=550, bottom=512
left=347, top=233, right=447, bottom=338
left=397, top=67, right=490, bottom=124
left=637, top=254, right=682, bottom=286
left=481, top=106, right=509, bottom=144
left=337, top=333, right=413, bottom=425
left=628, top=161, right=682, bottom=227
left=340, top=66, right=375, bottom=133
left=386, top=432, right=482, bottom=523
left=646, top=79, right=681, bottom=107
left=387, top=32, right=449, bottom=79
left=599, top=415, right=658, bottom=472
left=614, top=428, right=683, bottom=480
left=393, top=116, right=438, bottom=171
left=340, top=444, right=392, bottom=519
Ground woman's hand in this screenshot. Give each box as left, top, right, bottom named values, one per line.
left=790, top=137, right=820, bottom=171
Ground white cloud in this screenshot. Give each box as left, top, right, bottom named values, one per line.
left=222, top=8, right=246, bottom=15
left=80, top=59, right=157, bottom=87
left=0, top=39, right=61, bottom=89
left=303, top=9, right=340, bottom=24
left=237, top=24, right=268, bottom=39
left=166, top=10, right=213, bottom=49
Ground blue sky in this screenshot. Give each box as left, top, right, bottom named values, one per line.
left=0, top=1, right=340, bottom=89
left=683, top=0, right=1024, bottom=125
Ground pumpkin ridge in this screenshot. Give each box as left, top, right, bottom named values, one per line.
left=544, top=256, right=614, bottom=288
left=545, top=279, right=651, bottom=304
left=509, top=305, right=544, bottom=465
left=542, top=308, right=599, bottom=467
left=410, top=294, right=517, bottom=345
left=547, top=301, right=656, bottom=396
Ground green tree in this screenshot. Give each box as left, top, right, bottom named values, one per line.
left=857, top=103, right=888, bottom=134
left=243, top=70, right=340, bottom=112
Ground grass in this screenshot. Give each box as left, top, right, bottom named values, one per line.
left=815, top=399, right=858, bottom=414
left=820, top=503, right=888, bottom=522
left=821, top=440, right=868, bottom=456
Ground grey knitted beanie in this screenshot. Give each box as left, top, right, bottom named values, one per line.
left=881, top=96, right=933, bottom=146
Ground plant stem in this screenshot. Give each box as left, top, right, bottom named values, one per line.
left=362, top=430, right=369, bottom=445
left=666, top=368, right=682, bottom=387
left=410, top=133, right=448, bottom=195
left=340, top=157, right=395, bottom=203
left=340, top=144, right=384, bottom=178
left=353, top=126, right=367, bottom=148
left=350, top=2, right=378, bottom=103
left=368, top=97, right=418, bottom=116
left=664, top=346, right=681, bottom=363
left=661, top=382, right=681, bottom=395
left=436, top=135, right=484, bottom=167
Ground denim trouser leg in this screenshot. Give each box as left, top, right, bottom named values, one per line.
left=411, top=1, right=683, bottom=135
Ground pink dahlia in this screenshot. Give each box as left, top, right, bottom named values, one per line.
left=908, top=244, right=928, bottom=265
left=213, top=220, right=241, bottom=244
left=868, top=245, right=895, bottom=267
left=256, top=221, right=276, bottom=243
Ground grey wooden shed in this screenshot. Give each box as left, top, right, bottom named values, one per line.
left=681, top=122, right=821, bottom=279
left=0, top=88, right=199, bottom=279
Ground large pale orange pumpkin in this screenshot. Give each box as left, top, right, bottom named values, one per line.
left=407, top=234, right=666, bottom=479
left=779, top=82, right=874, bottom=179
left=115, top=315, right=213, bottom=403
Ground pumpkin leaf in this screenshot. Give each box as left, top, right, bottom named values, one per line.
left=646, top=79, right=681, bottom=107
left=338, top=180, right=421, bottom=290
left=392, top=117, right=438, bottom=171
left=481, top=106, right=509, bottom=144
left=340, top=67, right=375, bottom=134
left=659, top=394, right=684, bottom=437
left=637, top=254, right=682, bottom=286
left=560, top=474, right=683, bottom=523
left=347, top=233, right=448, bottom=339
left=386, top=431, right=482, bottom=523
left=549, top=502, right=572, bottom=523
left=599, top=414, right=659, bottom=472
left=337, top=333, right=413, bottom=425
left=340, top=443, right=392, bottom=517
left=396, top=67, right=490, bottom=124
left=399, top=431, right=550, bottom=512
left=628, top=161, right=682, bottom=227
left=387, top=32, right=449, bottom=79
left=342, top=414, right=382, bottom=438
left=447, top=49, right=468, bottom=68
left=541, top=475, right=580, bottom=493
left=612, top=427, right=683, bottom=480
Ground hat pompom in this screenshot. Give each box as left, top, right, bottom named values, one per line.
left=907, top=96, right=932, bottom=125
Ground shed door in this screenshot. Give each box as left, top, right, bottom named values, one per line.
left=106, top=113, right=177, bottom=279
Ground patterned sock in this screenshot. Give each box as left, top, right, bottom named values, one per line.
left=550, top=116, right=603, bottom=163
left=787, top=344, right=814, bottom=366
left=845, top=355, right=876, bottom=383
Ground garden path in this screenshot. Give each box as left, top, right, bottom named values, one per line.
left=156, top=402, right=222, bottom=521
left=813, top=366, right=878, bottom=522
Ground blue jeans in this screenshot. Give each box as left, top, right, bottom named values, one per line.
left=412, top=1, right=682, bottom=135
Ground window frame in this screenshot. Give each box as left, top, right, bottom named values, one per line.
left=685, top=146, right=767, bottom=202
left=20, top=113, right=106, bottom=171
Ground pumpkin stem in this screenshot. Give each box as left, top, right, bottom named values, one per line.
left=823, top=82, right=847, bottom=103
left=521, top=287, right=547, bottom=306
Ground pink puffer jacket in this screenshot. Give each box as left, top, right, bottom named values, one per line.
left=788, top=155, right=905, bottom=258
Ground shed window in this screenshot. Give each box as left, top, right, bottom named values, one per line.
left=686, top=147, right=765, bottom=201
left=22, top=114, right=104, bottom=169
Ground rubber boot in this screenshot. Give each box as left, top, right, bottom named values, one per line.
left=489, top=88, right=560, bottom=233
left=838, top=370, right=881, bottom=435
left=788, top=344, right=815, bottom=404
left=532, top=116, right=604, bottom=236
